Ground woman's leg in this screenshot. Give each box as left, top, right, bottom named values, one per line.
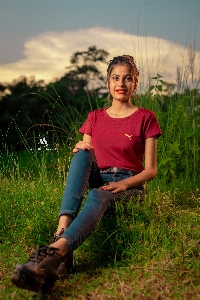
left=55, top=149, right=102, bottom=236
left=52, top=174, right=143, bottom=255
left=11, top=173, right=143, bottom=295
left=11, top=149, right=103, bottom=294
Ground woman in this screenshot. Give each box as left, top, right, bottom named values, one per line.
left=11, top=55, right=162, bottom=296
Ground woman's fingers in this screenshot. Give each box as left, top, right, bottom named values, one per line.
left=72, top=141, right=94, bottom=153
left=100, top=181, right=128, bottom=193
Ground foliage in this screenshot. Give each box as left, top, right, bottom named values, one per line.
left=0, top=162, right=200, bottom=299
left=0, top=42, right=200, bottom=299
left=136, top=75, right=200, bottom=183
left=0, top=46, right=108, bottom=152
left=1, top=46, right=199, bottom=185
left=70, top=45, right=109, bottom=64
left=0, top=79, right=200, bottom=300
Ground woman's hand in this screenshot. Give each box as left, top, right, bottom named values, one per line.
left=73, top=141, right=94, bottom=153
left=100, top=181, right=129, bottom=193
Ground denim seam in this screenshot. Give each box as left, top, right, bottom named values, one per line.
left=58, top=196, right=83, bottom=218
left=59, top=210, right=76, bottom=219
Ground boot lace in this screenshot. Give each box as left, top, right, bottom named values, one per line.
left=28, top=246, right=48, bottom=265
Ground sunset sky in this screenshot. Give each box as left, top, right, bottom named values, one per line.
left=0, top=0, right=199, bottom=86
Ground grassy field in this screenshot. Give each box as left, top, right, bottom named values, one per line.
left=0, top=78, right=200, bottom=298
left=0, top=170, right=200, bottom=299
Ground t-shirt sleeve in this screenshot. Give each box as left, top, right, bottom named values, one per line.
left=79, top=112, right=93, bottom=136
left=144, top=112, right=162, bottom=139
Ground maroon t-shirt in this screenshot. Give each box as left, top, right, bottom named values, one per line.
left=79, top=108, right=162, bottom=173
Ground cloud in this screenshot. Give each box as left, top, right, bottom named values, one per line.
left=0, top=26, right=199, bottom=90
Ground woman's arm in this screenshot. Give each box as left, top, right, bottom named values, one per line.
left=72, top=134, right=93, bottom=153
left=102, top=136, right=158, bottom=193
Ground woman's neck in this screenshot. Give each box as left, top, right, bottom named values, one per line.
left=107, top=102, right=138, bottom=118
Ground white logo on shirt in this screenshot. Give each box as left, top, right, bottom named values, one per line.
left=125, top=134, right=132, bottom=140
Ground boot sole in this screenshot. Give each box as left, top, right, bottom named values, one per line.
left=11, top=264, right=57, bottom=295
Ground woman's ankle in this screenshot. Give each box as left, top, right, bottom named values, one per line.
left=55, top=227, right=65, bottom=236
left=50, top=237, right=68, bottom=257
left=56, top=214, right=73, bottom=235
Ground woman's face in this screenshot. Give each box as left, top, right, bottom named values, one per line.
left=107, top=64, right=136, bottom=102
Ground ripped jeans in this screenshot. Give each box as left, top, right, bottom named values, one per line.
left=58, top=150, right=144, bottom=253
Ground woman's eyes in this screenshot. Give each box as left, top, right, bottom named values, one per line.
left=111, top=75, right=133, bottom=82
left=125, top=76, right=133, bottom=82
left=111, top=75, right=119, bottom=81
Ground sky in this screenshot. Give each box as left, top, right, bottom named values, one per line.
left=0, top=0, right=199, bottom=86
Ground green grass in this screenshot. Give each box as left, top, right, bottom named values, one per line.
left=0, top=167, right=200, bottom=299
left=0, top=75, right=200, bottom=298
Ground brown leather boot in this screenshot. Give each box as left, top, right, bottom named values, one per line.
left=11, top=246, right=67, bottom=297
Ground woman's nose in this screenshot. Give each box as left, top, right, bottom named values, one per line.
left=118, top=78, right=125, bottom=86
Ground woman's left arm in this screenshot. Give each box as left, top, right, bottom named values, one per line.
left=102, top=136, right=158, bottom=193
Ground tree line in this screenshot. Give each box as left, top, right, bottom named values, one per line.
left=0, top=45, right=199, bottom=154
left=0, top=46, right=109, bottom=151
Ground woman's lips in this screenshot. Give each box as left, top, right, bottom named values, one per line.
left=116, top=89, right=126, bottom=94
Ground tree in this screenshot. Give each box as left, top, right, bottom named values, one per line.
left=0, top=46, right=109, bottom=152
left=66, top=45, right=109, bottom=95
left=70, top=45, right=109, bottom=65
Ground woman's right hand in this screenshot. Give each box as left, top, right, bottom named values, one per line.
left=73, top=141, right=94, bottom=153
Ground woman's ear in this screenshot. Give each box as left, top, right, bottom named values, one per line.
left=133, top=77, right=138, bottom=92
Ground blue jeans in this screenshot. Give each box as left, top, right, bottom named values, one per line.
left=59, top=150, right=144, bottom=253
